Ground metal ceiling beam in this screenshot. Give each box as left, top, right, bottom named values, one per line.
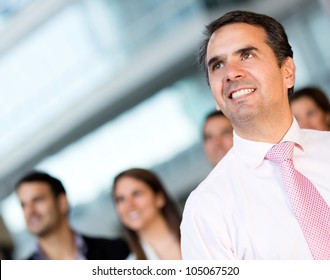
left=0, top=11, right=207, bottom=201
left=0, top=0, right=76, bottom=54
left=0, top=0, right=316, bottom=201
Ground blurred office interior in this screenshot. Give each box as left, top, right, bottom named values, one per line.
left=0, top=0, right=329, bottom=259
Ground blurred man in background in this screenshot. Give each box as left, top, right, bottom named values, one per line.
left=203, top=110, right=233, bottom=166
left=16, top=171, right=130, bottom=260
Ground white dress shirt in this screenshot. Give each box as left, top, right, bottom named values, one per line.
left=181, top=118, right=330, bottom=259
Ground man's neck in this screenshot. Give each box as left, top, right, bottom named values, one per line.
left=233, top=115, right=293, bottom=144
left=38, top=225, right=77, bottom=260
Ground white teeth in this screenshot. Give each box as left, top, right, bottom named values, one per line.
left=128, top=211, right=140, bottom=219
left=231, top=88, right=255, bottom=99
left=29, top=216, right=40, bottom=225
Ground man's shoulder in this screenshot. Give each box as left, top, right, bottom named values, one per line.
left=302, top=128, right=330, bottom=140
left=185, top=155, right=235, bottom=210
left=81, top=234, right=130, bottom=260
left=301, top=129, right=330, bottom=151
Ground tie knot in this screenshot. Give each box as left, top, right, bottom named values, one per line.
left=265, top=141, right=295, bottom=164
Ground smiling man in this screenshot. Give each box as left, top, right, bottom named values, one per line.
left=181, top=10, right=330, bottom=260
left=16, top=171, right=130, bottom=260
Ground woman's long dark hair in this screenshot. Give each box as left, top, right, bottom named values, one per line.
left=289, top=87, right=330, bottom=114
left=112, top=168, right=182, bottom=260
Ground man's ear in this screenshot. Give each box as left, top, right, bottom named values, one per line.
left=283, top=57, right=296, bottom=90
left=216, top=103, right=221, bottom=111
left=57, top=193, right=69, bottom=214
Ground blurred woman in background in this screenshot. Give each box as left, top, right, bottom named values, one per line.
left=289, top=86, right=330, bottom=131
left=112, top=168, right=182, bottom=260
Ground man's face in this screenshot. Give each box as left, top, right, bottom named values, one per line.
left=17, top=182, right=63, bottom=237
left=203, top=115, right=233, bottom=166
left=206, top=23, right=295, bottom=130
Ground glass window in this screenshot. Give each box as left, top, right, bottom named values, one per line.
left=1, top=74, right=211, bottom=233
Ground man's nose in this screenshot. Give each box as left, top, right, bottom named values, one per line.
left=225, top=62, right=244, bottom=82
left=214, top=136, right=224, bottom=147
left=24, top=203, right=35, bottom=217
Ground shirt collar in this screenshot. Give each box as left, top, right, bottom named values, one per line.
left=75, top=233, right=87, bottom=260
left=32, top=232, right=87, bottom=260
left=232, top=117, right=305, bottom=168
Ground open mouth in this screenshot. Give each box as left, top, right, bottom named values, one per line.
left=28, top=216, right=41, bottom=226
left=230, top=88, right=256, bottom=99
left=127, top=211, right=140, bottom=220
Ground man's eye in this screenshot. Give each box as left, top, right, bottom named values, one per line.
left=222, top=129, right=233, bottom=136
left=213, top=62, right=223, bottom=70
left=115, top=197, right=124, bottom=204
left=242, top=52, right=253, bottom=60
left=307, top=110, right=316, bottom=117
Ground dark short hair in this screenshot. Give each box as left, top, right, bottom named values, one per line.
left=289, top=86, right=330, bottom=113
left=16, top=171, right=66, bottom=197
left=203, top=110, right=232, bottom=141
left=204, top=110, right=227, bottom=122
left=198, top=10, right=294, bottom=95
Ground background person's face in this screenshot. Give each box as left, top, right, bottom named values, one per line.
left=290, top=96, right=330, bottom=131
left=203, top=116, right=233, bottom=165
left=17, top=182, right=63, bottom=237
left=114, top=176, right=164, bottom=232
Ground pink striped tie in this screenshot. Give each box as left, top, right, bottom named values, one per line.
left=265, top=141, right=330, bottom=259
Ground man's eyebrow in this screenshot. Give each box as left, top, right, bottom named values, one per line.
left=207, top=56, right=222, bottom=69
left=234, top=46, right=258, bottom=56
left=207, top=46, right=259, bottom=69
